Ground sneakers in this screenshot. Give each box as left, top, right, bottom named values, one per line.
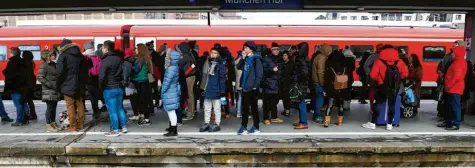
left=237, top=126, right=248, bottom=135
left=281, top=110, right=290, bottom=117
left=138, top=119, right=151, bottom=126
left=121, top=127, right=128, bottom=134
left=1, top=118, right=13, bottom=122
left=237, top=113, right=242, bottom=118
left=199, top=123, right=210, bottom=132
left=248, top=126, right=260, bottom=134
left=209, top=123, right=221, bottom=132
left=271, top=118, right=284, bottom=123
left=386, top=124, right=393, bottom=131
left=362, top=122, right=376, bottom=129
left=129, top=115, right=139, bottom=121
left=313, top=117, right=323, bottom=124
left=264, top=120, right=271, bottom=125
left=105, top=131, right=121, bottom=137
left=183, top=115, right=194, bottom=121
left=177, top=122, right=183, bottom=126
left=11, top=122, right=25, bottom=127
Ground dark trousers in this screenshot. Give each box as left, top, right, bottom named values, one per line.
left=87, top=85, right=104, bottom=119
left=263, top=93, right=279, bottom=120
left=359, top=79, right=368, bottom=101
left=26, top=89, right=36, bottom=119
left=45, top=101, right=58, bottom=124
left=133, top=81, right=153, bottom=119
left=438, top=93, right=450, bottom=121
left=280, top=90, right=291, bottom=110
left=371, top=92, right=396, bottom=124
left=130, top=93, right=139, bottom=116
left=448, top=93, right=462, bottom=127
left=241, top=90, right=260, bottom=129
left=150, top=81, right=160, bottom=107
left=325, top=92, right=344, bottom=116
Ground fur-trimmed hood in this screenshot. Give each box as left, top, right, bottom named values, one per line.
left=60, top=43, right=82, bottom=56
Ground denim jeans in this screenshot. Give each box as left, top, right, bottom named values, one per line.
left=11, top=93, right=25, bottom=123
left=313, top=84, right=324, bottom=119
left=103, top=88, right=127, bottom=131
left=0, top=96, right=10, bottom=119
left=299, top=98, right=308, bottom=125
left=448, top=94, right=462, bottom=127
left=236, top=90, right=242, bottom=113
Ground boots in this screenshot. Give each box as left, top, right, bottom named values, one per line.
left=324, top=116, right=331, bottom=127
left=164, top=126, right=178, bottom=136
left=46, top=124, right=58, bottom=132
left=335, top=116, right=343, bottom=126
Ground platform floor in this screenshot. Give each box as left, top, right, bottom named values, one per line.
left=0, top=99, right=474, bottom=144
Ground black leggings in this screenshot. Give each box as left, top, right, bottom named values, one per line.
left=280, top=90, right=291, bottom=110
left=87, top=85, right=104, bottom=119
left=325, top=91, right=344, bottom=116
left=45, top=101, right=58, bottom=124
left=133, top=81, right=153, bottom=119
left=241, top=90, right=260, bottom=129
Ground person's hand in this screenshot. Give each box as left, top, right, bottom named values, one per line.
left=273, top=67, right=278, bottom=72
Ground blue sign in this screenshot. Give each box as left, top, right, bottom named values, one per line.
left=221, top=0, right=303, bottom=9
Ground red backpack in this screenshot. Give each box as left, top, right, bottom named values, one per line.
left=88, top=55, right=101, bottom=76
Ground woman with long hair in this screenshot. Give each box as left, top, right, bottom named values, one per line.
left=408, top=54, right=423, bottom=110
left=21, top=51, right=37, bottom=121
left=130, top=44, right=154, bottom=126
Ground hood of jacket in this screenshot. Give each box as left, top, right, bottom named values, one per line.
left=318, top=44, right=333, bottom=57
left=452, top=46, right=466, bottom=61
left=297, top=42, right=309, bottom=58
left=101, top=51, right=116, bottom=60
left=378, top=48, right=400, bottom=64
left=342, top=49, right=356, bottom=58
left=175, top=42, right=191, bottom=55
left=170, top=51, right=181, bottom=66
left=83, top=49, right=96, bottom=56
left=60, top=43, right=82, bottom=56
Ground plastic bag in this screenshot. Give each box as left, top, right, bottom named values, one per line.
left=125, top=83, right=137, bottom=96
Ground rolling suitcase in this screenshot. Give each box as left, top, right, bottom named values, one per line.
left=375, top=95, right=401, bottom=127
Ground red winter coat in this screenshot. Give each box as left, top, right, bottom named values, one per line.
left=445, top=46, right=467, bottom=95
left=370, top=48, right=409, bottom=85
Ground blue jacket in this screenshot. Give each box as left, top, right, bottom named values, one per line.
left=202, top=57, right=226, bottom=99
left=161, top=51, right=181, bottom=112
left=237, top=53, right=263, bottom=92
left=262, top=54, right=281, bottom=94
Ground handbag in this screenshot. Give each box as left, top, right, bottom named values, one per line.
left=289, top=85, right=303, bottom=103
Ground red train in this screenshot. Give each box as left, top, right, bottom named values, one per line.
left=0, top=25, right=463, bottom=98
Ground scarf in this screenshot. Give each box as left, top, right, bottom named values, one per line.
left=241, top=55, right=257, bottom=90
left=200, top=58, right=218, bottom=90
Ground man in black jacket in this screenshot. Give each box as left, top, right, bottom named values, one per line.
left=99, top=41, right=127, bottom=137
left=147, top=41, right=164, bottom=108
left=4, top=47, right=28, bottom=126
left=56, top=39, right=88, bottom=132
left=177, top=42, right=197, bottom=121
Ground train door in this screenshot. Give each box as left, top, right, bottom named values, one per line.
left=134, top=37, right=156, bottom=49
left=94, top=37, right=116, bottom=50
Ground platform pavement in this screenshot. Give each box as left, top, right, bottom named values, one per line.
left=0, top=100, right=475, bottom=166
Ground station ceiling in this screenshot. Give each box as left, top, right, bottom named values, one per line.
left=2, top=0, right=474, bottom=14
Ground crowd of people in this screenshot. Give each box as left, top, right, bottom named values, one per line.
left=0, top=39, right=472, bottom=137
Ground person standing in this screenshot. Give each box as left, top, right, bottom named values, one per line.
left=262, top=42, right=284, bottom=124
left=146, top=41, right=163, bottom=108
left=279, top=51, right=294, bottom=117
left=407, top=54, right=423, bottom=112
left=364, top=44, right=384, bottom=113
left=236, top=41, right=263, bottom=135
left=176, top=42, right=197, bottom=121
left=56, top=39, right=88, bottom=132
left=311, top=44, right=332, bottom=123
left=234, top=51, right=244, bottom=118
left=131, top=44, right=154, bottom=126
left=162, top=50, right=182, bottom=136
left=342, top=46, right=356, bottom=111
left=199, top=47, right=226, bottom=132
left=21, top=51, right=37, bottom=121
left=443, top=45, right=467, bottom=130
left=83, top=41, right=104, bottom=121
left=293, top=42, right=311, bottom=129
left=99, top=41, right=127, bottom=136
left=4, top=47, right=28, bottom=126
left=39, top=49, right=61, bottom=132
left=357, top=52, right=371, bottom=104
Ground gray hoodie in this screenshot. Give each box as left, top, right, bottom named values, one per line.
left=363, top=53, right=378, bottom=76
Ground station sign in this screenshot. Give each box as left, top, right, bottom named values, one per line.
left=221, top=0, right=304, bottom=9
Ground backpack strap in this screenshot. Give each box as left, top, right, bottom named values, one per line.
left=331, top=67, right=337, bottom=75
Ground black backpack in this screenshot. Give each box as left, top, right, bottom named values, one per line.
left=380, top=60, right=401, bottom=96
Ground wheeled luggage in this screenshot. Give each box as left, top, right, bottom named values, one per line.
left=375, top=95, right=401, bottom=127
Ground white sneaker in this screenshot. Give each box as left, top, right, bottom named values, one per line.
left=129, top=115, right=139, bottom=120
left=362, top=122, right=376, bottom=129
left=121, top=127, right=128, bottom=134
left=386, top=124, right=393, bottom=131
left=237, top=113, right=242, bottom=118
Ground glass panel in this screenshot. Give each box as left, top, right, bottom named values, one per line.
left=395, top=46, right=409, bottom=55
left=18, top=45, right=41, bottom=60
left=279, top=44, right=292, bottom=52
left=350, top=45, right=374, bottom=60
left=0, top=45, right=6, bottom=61
left=423, top=46, right=446, bottom=62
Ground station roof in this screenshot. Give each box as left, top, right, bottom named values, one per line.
left=1, top=0, right=474, bottom=14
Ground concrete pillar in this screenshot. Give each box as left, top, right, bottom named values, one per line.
left=464, top=11, right=475, bottom=115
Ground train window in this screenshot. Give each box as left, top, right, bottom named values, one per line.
left=0, top=45, right=6, bottom=61
left=280, top=44, right=292, bottom=51
left=423, top=46, right=446, bottom=62
left=18, top=45, right=41, bottom=61
left=350, top=45, right=374, bottom=60
left=255, top=44, right=268, bottom=53
left=395, top=46, right=409, bottom=55
left=122, top=32, right=130, bottom=50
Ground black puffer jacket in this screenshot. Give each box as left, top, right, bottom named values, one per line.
left=38, top=54, right=60, bottom=101
left=56, top=42, right=88, bottom=98
left=292, top=42, right=310, bottom=90
left=176, top=42, right=197, bottom=78
left=99, top=52, right=123, bottom=90
left=262, top=54, right=281, bottom=94
left=324, top=50, right=347, bottom=98
left=279, top=59, right=294, bottom=92
left=3, top=55, right=27, bottom=94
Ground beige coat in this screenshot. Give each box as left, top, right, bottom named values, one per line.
left=312, top=44, right=332, bottom=85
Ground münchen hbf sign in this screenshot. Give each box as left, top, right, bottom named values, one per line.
left=221, top=0, right=303, bottom=9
